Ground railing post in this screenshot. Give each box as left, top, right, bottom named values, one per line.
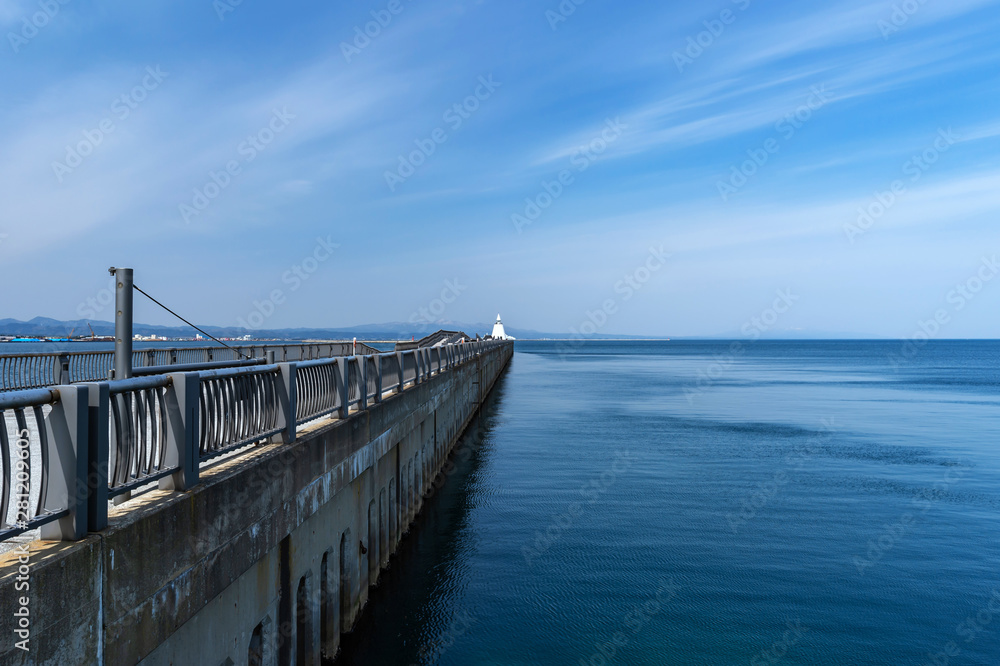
left=54, top=352, right=70, bottom=385
left=356, top=358, right=367, bottom=411
left=274, top=363, right=297, bottom=444
left=266, top=350, right=276, bottom=364
left=336, top=357, right=349, bottom=419
left=86, top=382, right=109, bottom=532
left=161, top=372, right=201, bottom=491
left=41, top=384, right=89, bottom=540
left=395, top=352, right=405, bottom=390
left=170, top=349, right=177, bottom=365
left=373, top=355, right=383, bottom=404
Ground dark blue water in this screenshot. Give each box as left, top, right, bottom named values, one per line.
left=336, top=341, right=1000, bottom=665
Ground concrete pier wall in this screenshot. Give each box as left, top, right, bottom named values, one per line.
left=0, top=342, right=513, bottom=665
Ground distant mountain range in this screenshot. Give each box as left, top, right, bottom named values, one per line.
left=0, top=317, right=890, bottom=341
left=0, top=317, right=660, bottom=341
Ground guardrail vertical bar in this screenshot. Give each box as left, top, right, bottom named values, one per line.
left=373, top=355, right=383, bottom=404
left=336, top=357, right=349, bottom=419
left=86, top=382, right=109, bottom=531
left=274, top=363, right=297, bottom=443
left=53, top=353, right=70, bottom=385
left=358, top=358, right=368, bottom=410
left=41, top=384, right=89, bottom=540
left=395, top=352, right=404, bottom=391
left=161, top=372, right=201, bottom=491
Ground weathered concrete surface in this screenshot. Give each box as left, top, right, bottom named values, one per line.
left=0, top=343, right=512, bottom=666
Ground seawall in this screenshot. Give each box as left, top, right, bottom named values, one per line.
left=0, top=342, right=513, bottom=665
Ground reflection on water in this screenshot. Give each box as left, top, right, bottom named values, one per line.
left=331, top=373, right=509, bottom=665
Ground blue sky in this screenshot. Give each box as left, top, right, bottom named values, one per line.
left=1, top=0, right=999, bottom=337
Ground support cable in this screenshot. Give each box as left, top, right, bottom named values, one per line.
left=132, top=284, right=252, bottom=360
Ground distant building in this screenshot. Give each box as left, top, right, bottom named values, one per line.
left=489, top=314, right=515, bottom=341
left=395, top=329, right=470, bottom=350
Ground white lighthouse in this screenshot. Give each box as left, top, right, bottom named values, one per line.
left=490, top=314, right=515, bottom=340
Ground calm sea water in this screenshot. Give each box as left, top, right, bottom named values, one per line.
left=334, top=340, right=1000, bottom=666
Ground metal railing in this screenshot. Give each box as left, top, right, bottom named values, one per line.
left=0, top=339, right=510, bottom=543
left=198, top=365, right=285, bottom=462
left=108, top=376, right=173, bottom=498
left=0, top=341, right=383, bottom=392
left=0, top=386, right=86, bottom=541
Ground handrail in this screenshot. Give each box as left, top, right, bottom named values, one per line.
left=133, top=357, right=266, bottom=376
left=0, top=339, right=512, bottom=542
left=0, top=341, right=384, bottom=392
left=0, top=387, right=61, bottom=409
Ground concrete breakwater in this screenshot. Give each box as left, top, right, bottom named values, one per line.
left=0, top=341, right=513, bottom=665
